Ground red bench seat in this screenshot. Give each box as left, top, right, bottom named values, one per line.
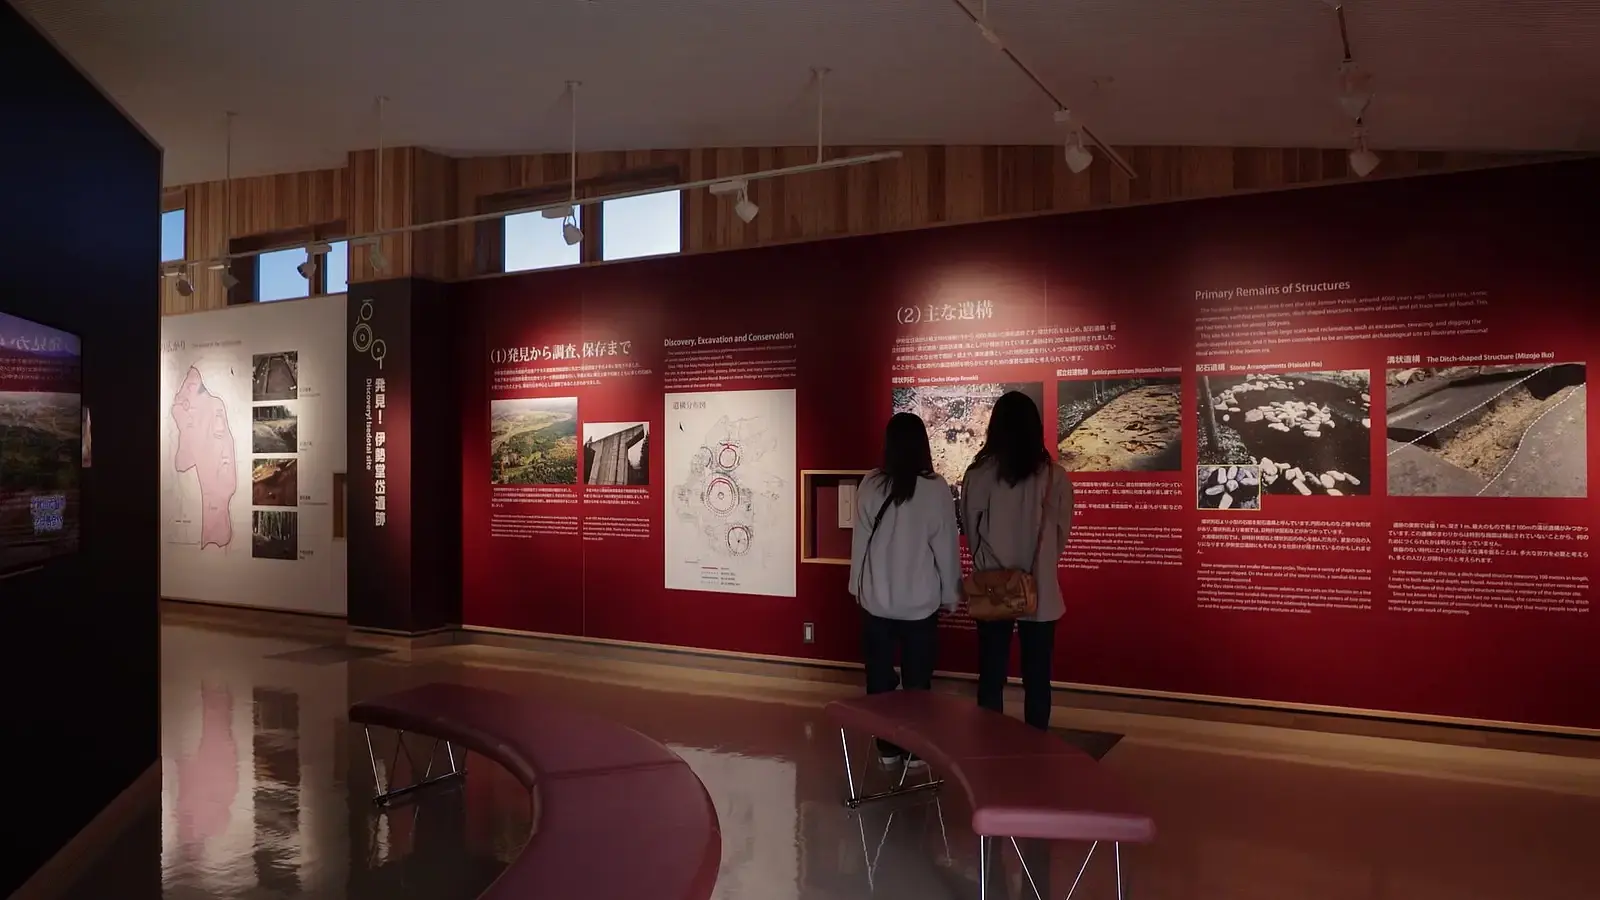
left=825, top=690, right=1154, bottom=844
left=350, top=682, right=721, bottom=900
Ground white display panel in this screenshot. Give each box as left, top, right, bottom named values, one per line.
left=664, top=388, right=797, bottom=597
left=160, top=295, right=348, bottom=615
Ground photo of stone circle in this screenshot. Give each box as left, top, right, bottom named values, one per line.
left=1198, top=465, right=1261, bottom=510
left=891, top=381, right=1045, bottom=490
left=1196, top=370, right=1371, bottom=497
left=1386, top=363, right=1587, bottom=498
left=1056, top=378, right=1182, bottom=472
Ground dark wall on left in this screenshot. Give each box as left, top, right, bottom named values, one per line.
left=0, top=4, right=161, bottom=894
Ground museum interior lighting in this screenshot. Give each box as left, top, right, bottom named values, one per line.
left=352, top=235, right=387, bottom=274
left=1064, top=133, right=1094, bottom=174
left=297, top=240, right=332, bottom=280
left=710, top=178, right=760, bottom=223
left=1349, top=132, right=1381, bottom=178
left=1053, top=109, right=1095, bottom=174
left=562, top=211, right=584, bottom=245
left=735, top=188, right=759, bottom=224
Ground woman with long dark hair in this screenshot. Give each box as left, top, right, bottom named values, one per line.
left=961, top=391, right=1075, bottom=730
left=849, top=412, right=962, bottom=766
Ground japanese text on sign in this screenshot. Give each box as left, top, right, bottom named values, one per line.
left=896, top=300, right=996, bottom=325
left=373, top=377, right=387, bottom=527
left=490, top=341, right=634, bottom=365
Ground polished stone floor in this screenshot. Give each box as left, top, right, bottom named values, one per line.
left=74, top=608, right=1600, bottom=899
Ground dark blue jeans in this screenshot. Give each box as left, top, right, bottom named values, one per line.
left=861, top=609, right=938, bottom=757
left=975, top=618, right=1056, bottom=730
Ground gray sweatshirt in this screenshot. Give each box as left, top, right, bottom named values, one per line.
left=848, top=471, right=962, bottom=620
left=960, top=459, right=1074, bottom=622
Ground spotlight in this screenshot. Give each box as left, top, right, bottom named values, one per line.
left=297, top=258, right=317, bottom=280
left=562, top=213, right=583, bottom=246
left=1064, top=137, right=1094, bottom=174
left=710, top=178, right=759, bottom=223
left=175, top=275, right=194, bottom=297
left=734, top=190, right=759, bottom=224
left=1349, top=146, right=1380, bottom=178
left=221, top=269, right=239, bottom=290
left=353, top=236, right=388, bottom=274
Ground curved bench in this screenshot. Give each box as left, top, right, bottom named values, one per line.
left=826, top=690, right=1153, bottom=898
left=350, top=682, right=721, bottom=900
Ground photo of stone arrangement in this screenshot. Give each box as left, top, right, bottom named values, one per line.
left=1196, top=370, right=1372, bottom=497
left=1197, top=465, right=1261, bottom=510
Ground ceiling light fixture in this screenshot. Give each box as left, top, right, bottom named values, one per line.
left=949, top=0, right=1136, bottom=179
left=175, top=267, right=195, bottom=297
left=1348, top=130, right=1380, bottom=178
left=734, top=190, right=760, bottom=224
left=1064, top=137, right=1094, bottom=174
left=1053, top=110, right=1095, bottom=174
left=710, top=178, right=759, bottom=223
left=296, top=258, right=317, bottom=280
left=207, top=259, right=239, bottom=291
left=352, top=235, right=387, bottom=274
left=562, top=212, right=584, bottom=246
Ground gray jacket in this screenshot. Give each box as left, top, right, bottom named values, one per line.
left=849, top=471, right=962, bottom=620
left=960, top=459, right=1074, bottom=622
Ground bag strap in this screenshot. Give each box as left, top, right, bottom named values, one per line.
left=855, top=489, right=897, bottom=600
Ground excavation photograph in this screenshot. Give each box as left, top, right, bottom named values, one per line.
left=1057, top=377, right=1182, bottom=472
left=1197, top=465, right=1261, bottom=510
left=891, top=382, right=1044, bottom=492
left=1386, top=363, right=1587, bottom=498
left=1197, top=370, right=1371, bottom=497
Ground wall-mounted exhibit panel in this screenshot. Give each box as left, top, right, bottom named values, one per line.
left=459, top=160, right=1600, bottom=731
left=160, top=294, right=349, bottom=615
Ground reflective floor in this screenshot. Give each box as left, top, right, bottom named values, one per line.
left=76, top=607, right=1600, bottom=899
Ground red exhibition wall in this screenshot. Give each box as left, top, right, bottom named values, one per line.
left=459, top=160, right=1600, bottom=731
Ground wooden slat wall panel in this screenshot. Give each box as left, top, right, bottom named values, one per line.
left=163, top=145, right=1527, bottom=315
left=161, top=167, right=348, bottom=315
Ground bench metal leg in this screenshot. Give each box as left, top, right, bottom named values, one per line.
left=838, top=727, right=944, bottom=809
left=1065, top=840, right=1099, bottom=899
left=363, top=726, right=465, bottom=806
left=978, top=835, right=991, bottom=900
left=1009, top=837, right=1044, bottom=900
left=1116, top=841, right=1126, bottom=900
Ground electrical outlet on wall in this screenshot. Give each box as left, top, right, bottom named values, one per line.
left=803, top=622, right=816, bottom=644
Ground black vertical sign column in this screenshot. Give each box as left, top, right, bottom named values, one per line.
left=347, top=279, right=462, bottom=634
left=347, top=282, right=415, bottom=631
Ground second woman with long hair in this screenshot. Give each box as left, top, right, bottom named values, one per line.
left=849, top=412, right=962, bottom=766
left=961, top=391, right=1075, bottom=731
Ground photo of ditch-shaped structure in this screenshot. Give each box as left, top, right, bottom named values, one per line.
left=583, top=421, right=649, bottom=486
left=1197, top=370, right=1371, bottom=497
left=1386, top=364, right=1587, bottom=498
left=1057, top=377, right=1182, bottom=472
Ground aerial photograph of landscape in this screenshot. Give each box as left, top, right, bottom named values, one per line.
left=490, top=397, right=579, bottom=485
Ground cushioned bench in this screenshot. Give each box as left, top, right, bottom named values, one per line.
left=826, top=690, right=1154, bottom=899
left=350, top=682, right=721, bottom=900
